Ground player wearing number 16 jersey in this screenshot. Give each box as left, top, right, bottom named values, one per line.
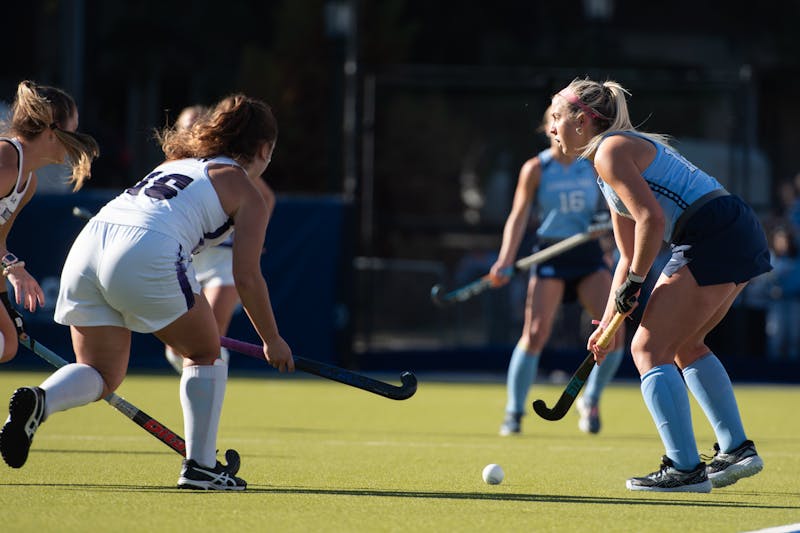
left=0, top=94, right=293, bottom=490
left=490, top=107, right=624, bottom=437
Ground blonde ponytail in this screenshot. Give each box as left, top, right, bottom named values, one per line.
left=4, top=81, right=99, bottom=190
left=557, top=78, right=672, bottom=159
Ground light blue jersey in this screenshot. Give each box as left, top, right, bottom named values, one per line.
left=596, top=132, right=724, bottom=243
left=535, top=149, right=601, bottom=240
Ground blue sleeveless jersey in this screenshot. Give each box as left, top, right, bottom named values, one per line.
left=535, top=149, right=601, bottom=240
left=596, top=132, right=724, bottom=243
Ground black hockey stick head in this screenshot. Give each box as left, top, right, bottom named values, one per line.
left=531, top=314, right=623, bottom=421
left=531, top=353, right=596, bottom=421
left=395, top=371, right=418, bottom=400
left=217, top=448, right=241, bottom=475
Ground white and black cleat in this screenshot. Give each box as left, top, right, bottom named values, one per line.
left=0, top=387, right=46, bottom=468
left=178, top=458, right=247, bottom=491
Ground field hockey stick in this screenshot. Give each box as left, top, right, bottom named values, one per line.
left=531, top=312, right=624, bottom=421
left=220, top=336, right=418, bottom=400
left=430, top=220, right=612, bottom=307
left=18, top=334, right=241, bottom=473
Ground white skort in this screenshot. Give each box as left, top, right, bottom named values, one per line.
left=192, top=245, right=234, bottom=289
left=55, top=220, right=201, bottom=333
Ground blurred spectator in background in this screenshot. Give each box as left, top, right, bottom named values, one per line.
left=768, top=180, right=800, bottom=245
left=762, top=225, right=800, bottom=361
left=164, top=105, right=276, bottom=373
left=489, top=106, right=622, bottom=437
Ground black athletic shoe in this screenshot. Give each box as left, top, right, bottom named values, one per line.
left=626, top=456, right=712, bottom=493
left=177, top=458, right=247, bottom=491
left=705, top=440, right=764, bottom=488
left=0, top=387, right=46, bottom=468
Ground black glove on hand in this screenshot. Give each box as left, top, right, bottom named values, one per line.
left=0, top=292, right=25, bottom=336
left=615, top=273, right=644, bottom=314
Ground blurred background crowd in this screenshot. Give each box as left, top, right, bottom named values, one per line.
left=3, top=0, right=800, bottom=378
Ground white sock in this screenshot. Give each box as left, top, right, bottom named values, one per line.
left=219, top=346, right=230, bottom=365
left=180, top=359, right=227, bottom=468
left=39, top=363, right=105, bottom=419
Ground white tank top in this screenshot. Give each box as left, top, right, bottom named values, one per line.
left=95, top=156, right=239, bottom=254
left=0, top=138, right=33, bottom=224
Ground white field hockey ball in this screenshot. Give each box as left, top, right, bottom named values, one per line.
left=482, top=463, right=504, bottom=485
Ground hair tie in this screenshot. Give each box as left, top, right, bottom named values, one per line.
left=557, top=89, right=610, bottom=121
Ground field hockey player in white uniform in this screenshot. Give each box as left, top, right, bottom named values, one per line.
left=164, top=106, right=277, bottom=373
left=0, top=81, right=98, bottom=364
left=551, top=77, right=770, bottom=492
left=491, top=107, right=623, bottom=437
left=0, top=94, right=293, bottom=491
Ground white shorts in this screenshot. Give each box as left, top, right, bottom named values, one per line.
left=55, top=221, right=201, bottom=333
left=192, top=245, right=234, bottom=288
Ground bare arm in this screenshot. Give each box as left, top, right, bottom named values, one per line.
left=0, top=149, right=43, bottom=311
left=594, top=136, right=665, bottom=282
left=489, top=156, right=541, bottom=283
left=253, top=177, right=276, bottom=223
left=210, top=165, right=294, bottom=372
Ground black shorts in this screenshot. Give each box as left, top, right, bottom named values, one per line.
left=663, top=195, right=772, bottom=286
left=533, top=239, right=608, bottom=303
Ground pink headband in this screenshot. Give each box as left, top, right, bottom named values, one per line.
left=557, top=89, right=610, bottom=121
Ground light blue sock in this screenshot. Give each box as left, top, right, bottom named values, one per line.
left=505, top=344, right=540, bottom=415
left=582, top=348, right=623, bottom=405
left=641, top=364, right=700, bottom=471
left=682, top=353, right=747, bottom=453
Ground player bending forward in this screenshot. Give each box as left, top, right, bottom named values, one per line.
left=0, top=93, right=293, bottom=490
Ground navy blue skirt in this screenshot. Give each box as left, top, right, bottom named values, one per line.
left=663, top=195, right=772, bottom=286
left=533, top=239, right=608, bottom=302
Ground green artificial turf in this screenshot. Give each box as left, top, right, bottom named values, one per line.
left=0, top=370, right=798, bottom=532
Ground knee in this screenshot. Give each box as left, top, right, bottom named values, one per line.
left=674, top=344, right=711, bottom=369
left=100, top=373, right=123, bottom=398
left=523, top=330, right=547, bottom=352
left=629, top=332, right=665, bottom=375
left=524, top=322, right=552, bottom=351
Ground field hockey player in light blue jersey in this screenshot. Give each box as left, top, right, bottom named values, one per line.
left=551, top=77, right=771, bottom=493
left=0, top=94, right=294, bottom=491
left=490, top=106, right=624, bottom=437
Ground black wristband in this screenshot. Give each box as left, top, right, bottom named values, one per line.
left=0, top=291, right=12, bottom=309
left=627, top=270, right=646, bottom=284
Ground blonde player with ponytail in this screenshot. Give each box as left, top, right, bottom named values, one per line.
left=551, top=77, right=770, bottom=492
left=0, top=81, right=98, bottom=362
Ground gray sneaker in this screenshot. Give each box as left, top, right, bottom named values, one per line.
left=499, top=412, right=522, bottom=436
left=626, top=456, right=712, bottom=493
left=705, top=440, right=764, bottom=488
left=576, top=396, right=600, bottom=434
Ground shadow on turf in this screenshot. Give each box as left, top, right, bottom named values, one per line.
left=236, top=487, right=800, bottom=509
left=1, top=483, right=798, bottom=508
